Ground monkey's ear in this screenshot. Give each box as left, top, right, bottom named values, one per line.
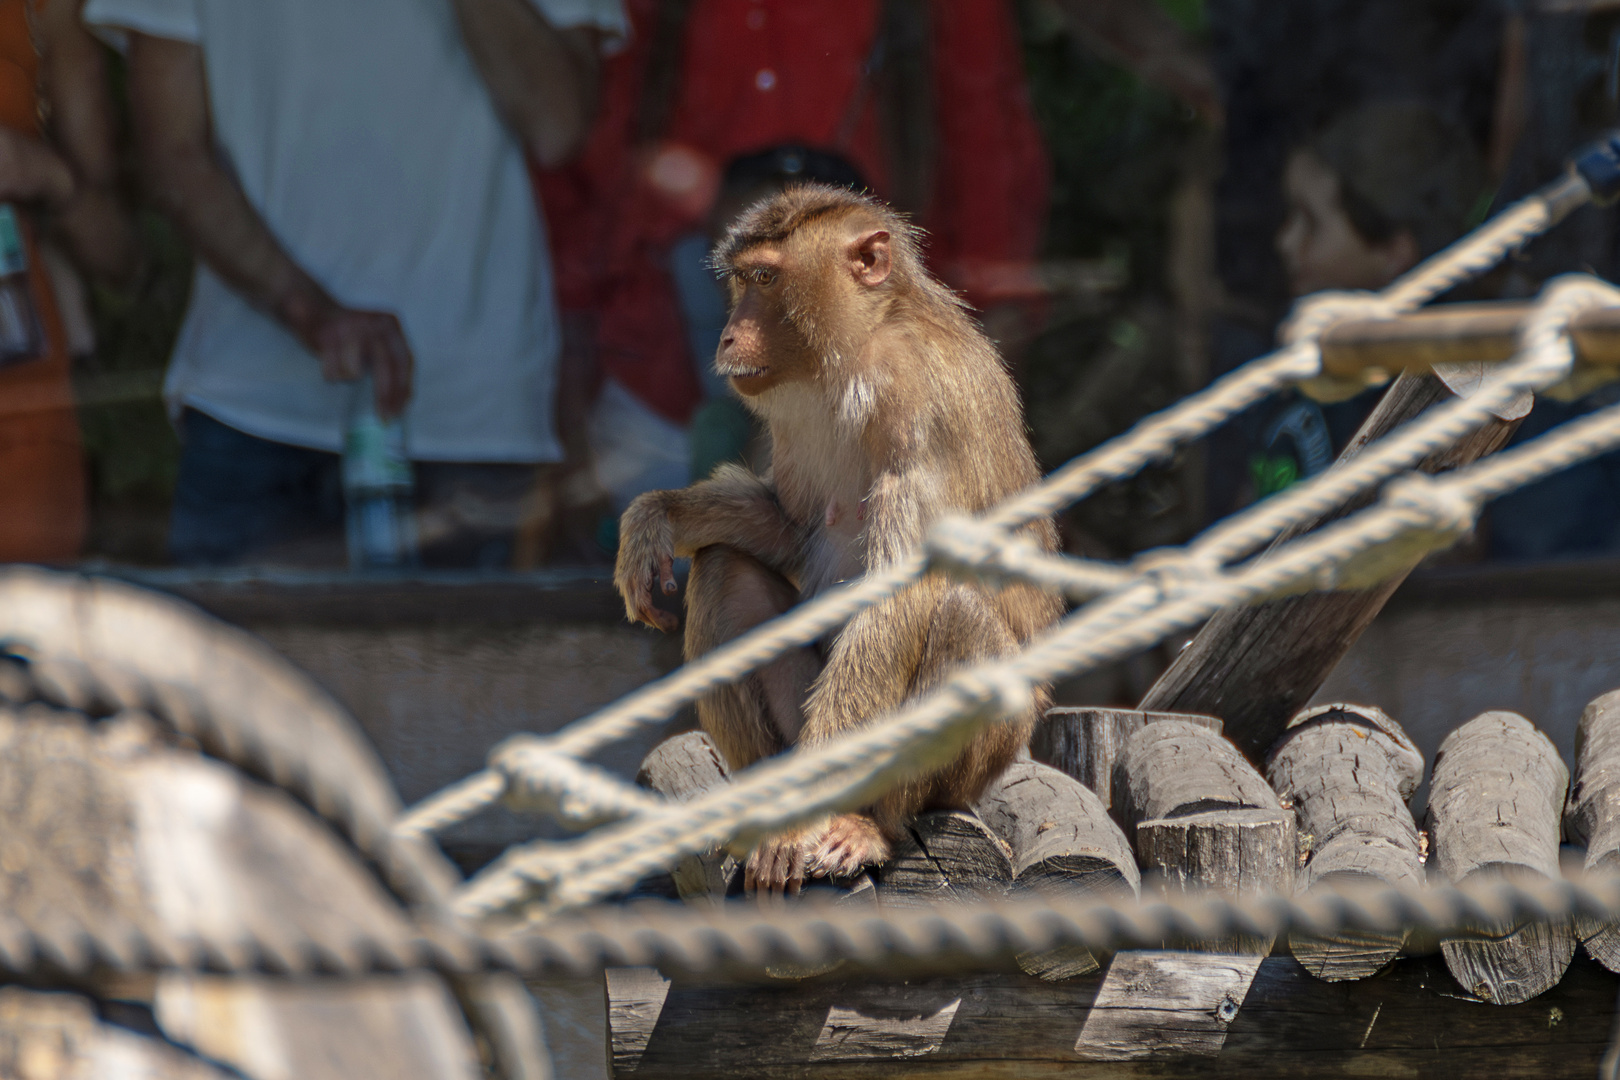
left=848, top=230, right=892, bottom=288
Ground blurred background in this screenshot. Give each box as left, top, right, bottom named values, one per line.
left=8, top=0, right=1620, bottom=867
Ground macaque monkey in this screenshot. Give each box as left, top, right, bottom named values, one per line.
left=615, top=185, right=1061, bottom=895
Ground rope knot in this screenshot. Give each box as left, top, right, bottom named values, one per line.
left=1382, top=473, right=1479, bottom=536
left=924, top=515, right=1005, bottom=575
left=1129, top=548, right=1218, bottom=601
left=490, top=736, right=661, bottom=828
left=1279, top=290, right=1401, bottom=346
left=952, top=666, right=1034, bottom=720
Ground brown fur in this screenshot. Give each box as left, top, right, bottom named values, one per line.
left=615, top=185, right=1062, bottom=893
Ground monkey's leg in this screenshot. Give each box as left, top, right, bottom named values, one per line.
left=685, top=545, right=821, bottom=774
left=810, top=582, right=1031, bottom=880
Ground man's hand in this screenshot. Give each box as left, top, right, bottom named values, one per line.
left=129, top=32, right=415, bottom=415
left=300, top=302, right=415, bottom=418
left=0, top=127, right=75, bottom=207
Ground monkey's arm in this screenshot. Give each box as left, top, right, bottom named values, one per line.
left=615, top=464, right=803, bottom=631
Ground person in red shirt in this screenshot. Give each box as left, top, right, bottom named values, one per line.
left=537, top=0, right=1049, bottom=540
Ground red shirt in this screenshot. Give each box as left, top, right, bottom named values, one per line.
left=539, top=0, right=1050, bottom=423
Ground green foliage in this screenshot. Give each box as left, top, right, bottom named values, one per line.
left=1015, top=0, right=1200, bottom=289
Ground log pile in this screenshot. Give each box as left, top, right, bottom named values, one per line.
left=612, top=689, right=1620, bottom=1078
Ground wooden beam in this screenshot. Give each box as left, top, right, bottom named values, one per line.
left=1139, top=371, right=1522, bottom=764
left=1561, top=689, right=1620, bottom=971
left=604, top=952, right=1619, bottom=1078
left=1317, top=301, right=1620, bottom=378
left=1030, top=708, right=1222, bottom=812
left=1427, top=711, right=1575, bottom=1005
left=1266, top=704, right=1425, bottom=980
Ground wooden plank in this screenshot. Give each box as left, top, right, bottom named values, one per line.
left=607, top=967, right=674, bottom=1074
left=1428, top=711, right=1575, bottom=1005
left=1567, top=689, right=1620, bottom=971
left=1266, top=704, right=1425, bottom=980
left=975, top=759, right=1139, bottom=980
left=1139, top=371, right=1521, bottom=764
left=1074, top=951, right=1264, bottom=1060
left=1030, top=708, right=1222, bottom=810
left=636, top=732, right=739, bottom=901
left=604, top=953, right=1619, bottom=1078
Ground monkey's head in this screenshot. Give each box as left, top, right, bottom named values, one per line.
left=710, top=184, right=925, bottom=398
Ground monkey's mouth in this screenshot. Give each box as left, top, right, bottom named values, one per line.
left=722, top=366, right=769, bottom=379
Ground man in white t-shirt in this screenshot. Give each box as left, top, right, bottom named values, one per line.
left=84, top=0, right=626, bottom=566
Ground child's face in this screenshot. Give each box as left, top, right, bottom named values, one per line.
left=1276, top=150, right=1418, bottom=297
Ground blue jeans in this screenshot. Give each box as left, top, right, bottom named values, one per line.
left=169, top=409, right=538, bottom=567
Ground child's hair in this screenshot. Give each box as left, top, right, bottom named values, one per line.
left=1306, top=100, right=1486, bottom=258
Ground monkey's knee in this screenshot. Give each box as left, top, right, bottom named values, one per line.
left=685, top=546, right=798, bottom=660
left=686, top=546, right=816, bottom=767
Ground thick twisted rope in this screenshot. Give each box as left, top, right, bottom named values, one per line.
left=397, top=176, right=1591, bottom=843
left=455, top=379, right=1620, bottom=919
left=487, top=865, right=1620, bottom=978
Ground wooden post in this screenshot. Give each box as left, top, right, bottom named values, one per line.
left=1116, top=719, right=1293, bottom=953
left=636, top=732, right=738, bottom=901
left=1029, top=707, right=1221, bottom=810
left=1138, top=371, right=1522, bottom=765
left=1266, top=703, right=1426, bottom=980
left=1428, top=711, right=1575, bottom=1005
left=1563, top=689, right=1620, bottom=972
left=974, top=758, right=1139, bottom=980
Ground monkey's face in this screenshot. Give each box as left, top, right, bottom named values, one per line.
left=717, top=248, right=819, bottom=396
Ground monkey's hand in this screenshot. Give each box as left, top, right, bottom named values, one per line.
left=614, top=492, right=680, bottom=632
left=745, top=827, right=816, bottom=897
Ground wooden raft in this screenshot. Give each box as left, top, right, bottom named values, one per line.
left=605, top=953, right=1616, bottom=1078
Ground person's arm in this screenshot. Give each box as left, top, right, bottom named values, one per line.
left=452, top=0, right=601, bottom=167
left=125, top=32, right=412, bottom=415
left=36, top=0, right=137, bottom=285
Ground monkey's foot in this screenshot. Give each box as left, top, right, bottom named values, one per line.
left=745, top=830, right=815, bottom=897
left=810, top=814, right=891, bottom=882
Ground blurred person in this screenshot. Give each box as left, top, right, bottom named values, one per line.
left=1240, top=101, right=1485, bottom=501
left=85, top=0, right=625, bottom=567
left=536, top=0, right=1048, bottom=554
left=0, top=0, right=136, bottom=562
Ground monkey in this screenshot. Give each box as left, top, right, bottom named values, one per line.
left=614, top=184, right=1062, bottom=895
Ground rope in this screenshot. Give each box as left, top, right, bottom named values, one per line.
left=487, top=866, right=1620, bottom=978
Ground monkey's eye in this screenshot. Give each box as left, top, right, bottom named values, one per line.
left=751, top=268, right=777, bottom=287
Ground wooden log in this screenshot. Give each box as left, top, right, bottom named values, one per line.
left=636, top=732, right=739, bottom=901
left=877, top=811, right=1013, bottom=906
left=1030, top=708, right=1222, bottom=810
left=1138, top=371, right=1522, bottom=764
left=1266, top=703, right=1425, bottom=980
left=604, top=952, right=1619, bottom=1078
left=1561, top=689, right=1620, bottom=971
left=1428, top=711, right=1575, bottom=1005
left=975, top=759, right=1140, bottom=980
left=1115, top=720, right=1292, bottom=953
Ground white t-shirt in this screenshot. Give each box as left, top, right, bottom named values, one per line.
left=84, top=0, right=627, bottom=462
